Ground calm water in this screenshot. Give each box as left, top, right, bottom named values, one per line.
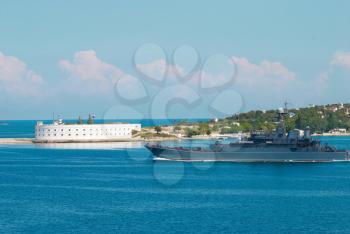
left=1, top=121, right=350, bottom=233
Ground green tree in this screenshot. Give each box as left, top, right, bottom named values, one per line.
left=87, top=115, right=94, bottom=124
left=77, top=116, right=83, bottom=124
left=240, top=122, right=253, bottom=132
left=285, top=117, right=296, bottom=132
left=206, top=129, right=212, bottom=135
left=185, top=128, right=199, bottom=137
left=174, top=126, right=182, bottom=132
left=211, top=124, right=219, bottom=132
left=154, top=126, right=162, bottom=134
left=327, top=113, right=337, bottom=131
left=198, top=123, right=210, bottom=135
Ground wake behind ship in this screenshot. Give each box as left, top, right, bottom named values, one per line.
left=145, top=107, right=349, bottom=162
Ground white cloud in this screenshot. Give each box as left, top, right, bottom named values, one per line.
left=229, top=57, right=299, bottom=108
left=232, top=57, right=296, bottom=86
left=59, top=50, right=142, bottom=96
left=0, top=52, right=44, bottom=96
left=135, top=59, right=185, bottom=83
left=135, top=56, right=297, bottom=94
left=330, top=51, right=350, bottom=70
left=133, top=56, right=301, bottom=111
left=312, top=50, right=350, bottom=103
left=136, top=59, right=166, bottom=82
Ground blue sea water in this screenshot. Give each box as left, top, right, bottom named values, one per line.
left=1, top=121, right=350, bottom=233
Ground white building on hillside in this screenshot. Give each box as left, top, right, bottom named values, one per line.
left=35, top=119, right=141, bottom=142
left=329, top=128, right=347, bottom=134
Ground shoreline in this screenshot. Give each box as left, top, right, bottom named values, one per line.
left=0, top=135, right=241, bottom=145
left=312, top=133, right=350, bottom=137
left=0, top=138, right=34, bottom=144
left=0, top=137, right=179, bottom=145
left=1, top=133, right=348, bottom=145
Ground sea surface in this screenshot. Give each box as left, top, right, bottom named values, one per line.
left=1, top=121, right=350, bottom=233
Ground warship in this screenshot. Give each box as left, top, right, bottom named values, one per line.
left=145, top=105, right=349, bottom=162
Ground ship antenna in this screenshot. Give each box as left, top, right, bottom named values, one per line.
left=284, top=101, right=291, bottom=113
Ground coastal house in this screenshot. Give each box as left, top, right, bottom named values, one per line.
left=329, top=128, right=347, bottom=134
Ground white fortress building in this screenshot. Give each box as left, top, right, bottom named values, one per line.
left=34, top=119, right=141, bottom=142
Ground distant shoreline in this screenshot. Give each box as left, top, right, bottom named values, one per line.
left=0, top=137, right=172, bottom=145
left=0, top=134, right=241, bottom=145
left=312, top=133, right=350, bottom=137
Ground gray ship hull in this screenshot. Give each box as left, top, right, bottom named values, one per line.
left=145, top=145, right=349, bottom=162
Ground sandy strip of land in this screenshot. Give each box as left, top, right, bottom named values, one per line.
left=0, top=137, right=179, bottom=145
left=0, top=138, right=34, bottom=144
left=0, top=135, right=237, bottom=145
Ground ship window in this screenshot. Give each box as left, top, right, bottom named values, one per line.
left=68, top=134, right=71, bottom=136
left=61, top=134, right=63, bottom=136
left=54, top=134, right=56, bottom=136
left=69, top=129, right=71, bottom=131
left=76, top=134, right=78, bottom=136
left=61, top=129, right=63, bottom=131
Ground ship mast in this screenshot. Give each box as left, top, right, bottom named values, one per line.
left=276, top=102, right=290, bottom=138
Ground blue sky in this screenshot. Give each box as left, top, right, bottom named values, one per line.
left=1, top=0, right=350, bottom=119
